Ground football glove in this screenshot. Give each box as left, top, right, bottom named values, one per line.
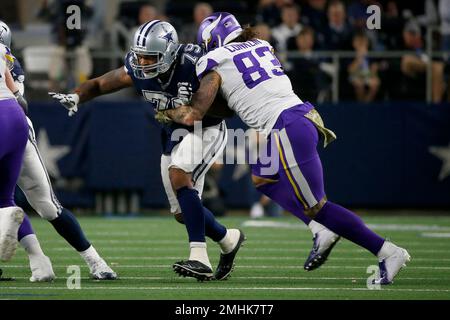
left=48, top=92, right=80, bottom=116
left=177, top=82, right=193, bottom=105
left=154, top=110, right=172, bottom=124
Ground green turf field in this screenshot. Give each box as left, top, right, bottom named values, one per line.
left=1, top=214, right=450, bottom=300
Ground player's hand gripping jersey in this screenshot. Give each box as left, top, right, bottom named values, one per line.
left=124, top=44, right=222, bottom=154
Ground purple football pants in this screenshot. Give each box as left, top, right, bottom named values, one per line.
left=252, top=103, right=385, bottom=256
left=0, top=98, right=28, bottom=208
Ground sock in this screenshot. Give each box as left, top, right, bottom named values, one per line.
left=308, top=220, right=326, bottom=235
left=20, top=234, right=45, bottom=257
left=257, top=182, right=311, bottom=225
left=189, top=242, right=211, bottom=268
left=218, top=229, right=240, bottom=254
left=314, top=202, right=385, bottom=256
left=50, top=208, right=91, bottom=252
left=18, top=214, right=34, bottom=241
left=377, top=241, right=397, bottom=260
left=176, top=187, right=205, bottom=242
left=204, top=206, right=227, bottom=242
left=79, top=245, right=102, bottom=269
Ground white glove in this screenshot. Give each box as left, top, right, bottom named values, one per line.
left=177, top=82, right=193, bottom=105
left=48, top=92, right=80, bottom=116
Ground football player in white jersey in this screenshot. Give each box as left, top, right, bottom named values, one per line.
left=0, top=21, right=116, bottom=281
left=166, top=13, right=411, bottom=285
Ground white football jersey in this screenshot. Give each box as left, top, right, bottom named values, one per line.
left=0, top=44, right=15, bottom=100
left=196, top=39, right=302, bottom=136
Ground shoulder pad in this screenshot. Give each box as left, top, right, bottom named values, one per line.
left=196, top=49, right=224, bottom=79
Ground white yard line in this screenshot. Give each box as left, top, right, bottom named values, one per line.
left=242, top=221, right=450, bottom=232
left=37, top=247, right=450, bottom=254
left=16, top=256, right=450, bottom=262
left=421, top=233, right=450, bottom=238
left=5, top=276, right=448, bottom=281
left=3, top=265, right=450, bottom=270
left=40, top=240, right=450, bottom=245
left=1, top=286, right=450, bottom=293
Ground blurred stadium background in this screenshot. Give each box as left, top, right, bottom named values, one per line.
left=1, top=0, right=450, bottom=217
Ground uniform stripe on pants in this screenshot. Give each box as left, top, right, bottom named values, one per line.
left=276, top=129, right=318, bottom=208
left=192, top=122, right=227, bottom=184
left=27, top=124, right=63, bottom=214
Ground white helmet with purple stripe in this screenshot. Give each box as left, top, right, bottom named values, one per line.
left=130, top=20, right=180, bottom=79
left=197, top=12, right=243, bottom=52
left=0, top=21, right=12, bottom=48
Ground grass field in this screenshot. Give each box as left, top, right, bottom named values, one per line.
left=1, top=213, right=450, bottom=300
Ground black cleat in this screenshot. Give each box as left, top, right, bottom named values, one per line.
left=0, top=268, right=14, bottom=281
left=304, top=234, right=340, bottom=271
left=173, top=260, right=214, bottom=282
left=214, top=229, right=246, bottom=280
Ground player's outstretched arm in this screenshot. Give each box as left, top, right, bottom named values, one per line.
left=49, top=66, right=133, bottom=116
left=166, top=71, right=222, bottom=126
left=75, top=67, right=133, bottom=103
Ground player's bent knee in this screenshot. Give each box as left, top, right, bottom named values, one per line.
left=35, top=206, right=59, bottom=221
left=252, top=175, right=278, bottom=188
left=174, top=212, right=185, bottom=224
left=304, top=196, right=327, bottom=219
left=169, top=167, right=193, bottom=191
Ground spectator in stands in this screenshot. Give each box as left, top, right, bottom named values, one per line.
left=272, top=4, right=302, bottom=53
left=179, top=2, right=213, bottom=44
left=138, top=3, right=158, bottom=25
left=129, top=4, right=160, bottom=44
left=439, top=0, right=450, bottom=52
left=397, top=20, right=444, bottom=101
left=325, top=0, right=353, bottom=50
left=127, top=4, right=170, bottom=52
left=301, top=0, right=328, bottom=50
left=347, top=32, right=380, bottom=102
left=347, top=0, right=370, bottom=29
left=380, top=0, right=405, bottom=50
left=288, top=27, right=333, bottom=102
left=255, top=0, right=293, bottom=28
left=38, top=0, right=94, bottom=91
left=254, top=23, right=278, bottom=47
left=439, top=0, right=450, bottom=101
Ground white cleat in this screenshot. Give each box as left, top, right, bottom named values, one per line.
left=0, top=207, right=24, bottom=262
left=89, top=259, right=117, bottom=280
left=304, top=228, right=340, bottom=271
left=373, top=242, right=411, bottom=285
left=29, top=255, right=56, bottom=282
